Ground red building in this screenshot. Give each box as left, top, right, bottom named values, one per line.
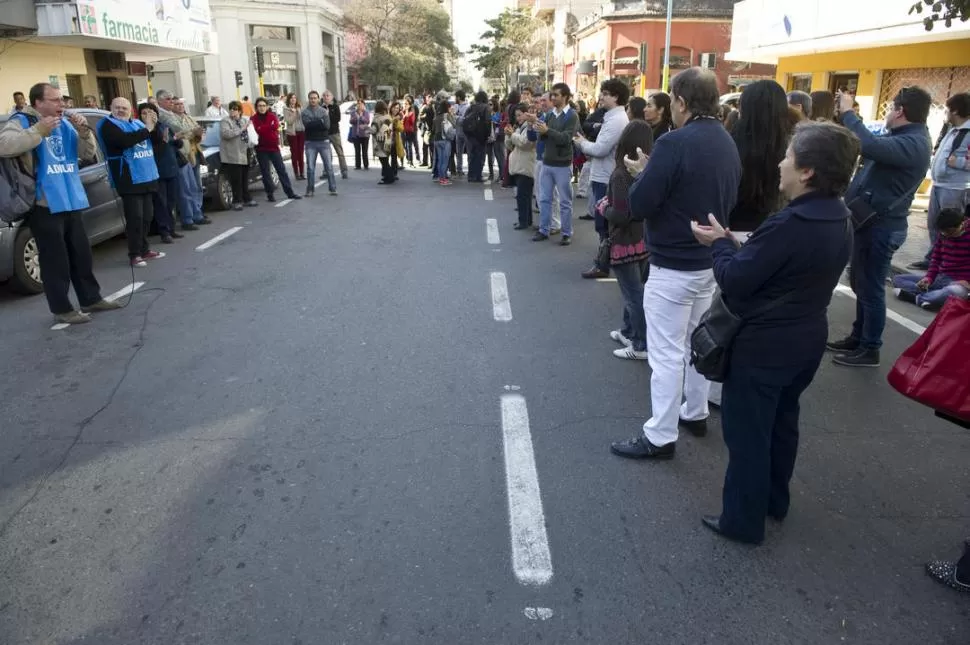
left=567, top=0, right=776, bottom=98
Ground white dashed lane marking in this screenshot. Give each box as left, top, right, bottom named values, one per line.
left=486, top=219, right=500, bottom=245
left=274, top=199, right=293, bottom=208
left=195, top=227, right=244, bottom=252
left=500, top=394, right=553, bottom=587
left=490, top=272, right=512, bottom=321
left=484, top=188, right=494, bottom=201
left=104, top=281, right=145, bottom=302
left=834, top=284, right=926, bottom=335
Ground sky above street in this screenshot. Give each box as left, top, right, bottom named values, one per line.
left=452, top=0, right=505, bottom=53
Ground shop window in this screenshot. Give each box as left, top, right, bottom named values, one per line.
left=789, top=74, right=811, bottom=93
left=829, top=73, right=859, bottom=94
left=879, top=67, right=968, bottom=144
left=250, top=25, right=294, bottom=41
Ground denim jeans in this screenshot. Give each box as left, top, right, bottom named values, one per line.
left=539, top=164, right=573, bottom=236
left=434, top=141, right=450, bottom=180
left=849, top=224, right=908, bottom=350
left=256, top=150, right=296, bottom=198
left=534, top=160, right=560, bottom=230
left=925, top=186, right=968, bottom=260
left=613, top=260, right=647, bottom=351
left=894, top=273, right=970, bottom=307
left=514, top=174, right=534, bottom=226
left=305, top=139, right=337, bottom=192
left=177, top=163, right=203, bottom=224
left=642, top=266, right=716, bottom=446
left=467, top=139, right=487, bottom=181
left=719, top=359, right=820, bottom=543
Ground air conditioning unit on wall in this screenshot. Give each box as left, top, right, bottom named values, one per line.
left=700, top=53, right=717, bottom=70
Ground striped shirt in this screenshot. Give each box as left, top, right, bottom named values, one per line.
left=927, top=225, right=970, bottom=283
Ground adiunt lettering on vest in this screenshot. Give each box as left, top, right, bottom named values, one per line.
left=46, top=163, right=76, bottom=175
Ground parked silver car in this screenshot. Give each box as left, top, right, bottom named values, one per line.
left=0, top=109, right=126, bottom=294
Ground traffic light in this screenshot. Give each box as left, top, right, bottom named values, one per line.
left=234, top=70, right=243, bottom=87
left=254, top=47, right=265, bottom=75
left=146, top=64, right=155, bottom=79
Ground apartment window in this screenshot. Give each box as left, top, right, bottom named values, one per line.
left=250, top=25, right=294, bottom=41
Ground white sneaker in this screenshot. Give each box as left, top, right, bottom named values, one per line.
left=613, top=347, right=647, bottom=361
left=610, top=330, right=633, bottom=347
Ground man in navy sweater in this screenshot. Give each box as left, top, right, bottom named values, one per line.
left=827, top=87, right=932, bottom=367
left=611, top=67, right=741, bottom=460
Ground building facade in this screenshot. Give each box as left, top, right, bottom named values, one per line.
left=140, top=0, right=345, bottom=114
left=566, top=0, right=776, bottom=99
left=727, top=0, right=970, bottom=138
left=1, top=0, right=217, bottom=111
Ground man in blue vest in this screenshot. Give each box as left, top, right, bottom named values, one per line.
left=0, top=82, right=122, bottom=325
left=98, top=97, right=165, bottom=268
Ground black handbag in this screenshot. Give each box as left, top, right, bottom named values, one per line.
left=846, top=171, right=925, bottom=231
left=689, top=290, right=795, bottom=383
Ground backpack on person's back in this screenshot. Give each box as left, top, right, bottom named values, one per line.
left=462, top=104, right=491, bottom=142
left=0, top=113, right=38, bottom=223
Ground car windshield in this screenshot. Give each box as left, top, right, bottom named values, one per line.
left=200, top=122, right=221, bottom=148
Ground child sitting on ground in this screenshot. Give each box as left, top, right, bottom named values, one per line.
left=894, top=206, right=970, bottom=309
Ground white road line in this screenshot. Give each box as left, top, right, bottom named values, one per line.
left=484, top=188, right=494, bottom=201
left=500, top=394, right=553, bottom=587
left=594, top=278, right=618, bottom=283
left=104, top=281, right=145, bottom=303
left=315, top=180, right=326, bottom=188
left=834, top=284, right=926, bottom=335
left=486, top=219, right=501, bottom=245
left=195, top=226, right=244, bottom=252
left=490, top=272, right=512, bottom=321
left=274, top=198, right=293, bottom=208
left=50, top=323, right=71, bottom=331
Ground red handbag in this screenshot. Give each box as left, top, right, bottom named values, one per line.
left=887, top=297, right=970, bottom=421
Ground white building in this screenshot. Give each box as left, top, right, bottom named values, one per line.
left=140, top=0, right=346, bottom=114
left=0, top=0, right=217, bottom=110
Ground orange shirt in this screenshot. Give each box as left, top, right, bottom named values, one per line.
left=241, top=101, right=255, bottom=117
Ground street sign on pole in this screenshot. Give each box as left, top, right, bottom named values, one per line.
left=661, top=0, right=673, bottom=92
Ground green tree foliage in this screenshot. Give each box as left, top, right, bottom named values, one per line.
left=343, top=0, right=457, bottom=93
left=909, top=0, right=970, bottom=29
left=469, top=8, right=543, bottom=91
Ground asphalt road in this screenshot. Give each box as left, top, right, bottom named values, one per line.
left=0, top=166, right=967, bottom=645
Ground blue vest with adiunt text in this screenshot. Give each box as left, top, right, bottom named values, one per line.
left=17, top=114, right=89, bottom=214
left=96, top=115, right=159, bottom=187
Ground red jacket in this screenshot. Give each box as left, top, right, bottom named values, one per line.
left=403, top=111, right=416, bottom=135
left=251, top=111, right=281, bottom=152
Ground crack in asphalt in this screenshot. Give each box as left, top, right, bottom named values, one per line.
left=0, top=290, right=166, bottom=547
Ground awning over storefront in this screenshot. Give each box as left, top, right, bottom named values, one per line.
left=35, top=0, right=218, bottom=59
left=612, top=56, right=638, bottom=65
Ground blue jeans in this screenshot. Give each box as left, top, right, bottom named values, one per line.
left=434, top=141, right=450, bottom=180
left=256, top=150, right=296, bottom=198
left=719, top=359, right=821, bottom=543
left=613, top=260, right=647, bottom=351
left=305, top=140, right=336, bottom=192
left=925, top=186, right=968, bottom=260
left=849, top=224, right=908, bottom=350
left=539, top=164, right=573, bottom=236
left=177, top=163, right=203, bottom=224
left=894, top=273, right=970, bottom=307
left=514, top=174, right=534, bottom=226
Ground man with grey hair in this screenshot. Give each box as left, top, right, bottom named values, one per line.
left=205, top=95, right=228, bottom=118
left=611, top=67, right=741, bottom=460
left=158, top=91, right=210, bottom=229
left=787, top=90, right=813, bottom=119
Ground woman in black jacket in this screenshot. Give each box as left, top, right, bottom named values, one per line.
left=691, top=122, right=857, bottom=544
left=644, top=92, right=674, bottom=141
left=605, top=120, right=653, bottom=360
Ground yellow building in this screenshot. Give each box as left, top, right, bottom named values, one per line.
left=726, top=0, right=970, bottom=138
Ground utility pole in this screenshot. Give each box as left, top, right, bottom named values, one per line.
left=661, top=0, right=673, bottom=92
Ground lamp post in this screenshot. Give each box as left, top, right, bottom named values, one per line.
left=661, top=0, right=673, bottom=92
